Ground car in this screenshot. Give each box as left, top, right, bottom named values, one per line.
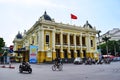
left=73, top=57, right=83, bottom=64
left=113, top=57, right=120, bottom=61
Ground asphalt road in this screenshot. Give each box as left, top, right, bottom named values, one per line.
left=0, top=62, right=120, bottom=80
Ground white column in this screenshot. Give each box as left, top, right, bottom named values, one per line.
left=52, top=30, right=55, bottom=51
left=94, top=36, right=97, bottom=50
left=74, top=34, right=77, bottom=53
left=67, top=33, right=70, bottom=52
left=38, top=31, right=40, bottom=51
left=80, top=33, right=82, bottom=52
left=88, top=34, right=91, bottom=51
left=86, top=34, right=90, bottom=52
left=39, top=29, right=44, bottom=51
left=14, top=42, right=17, bottom=51
left=29, top=37, right=32, bottom=45
left=60, top=32, right=63, bottom=52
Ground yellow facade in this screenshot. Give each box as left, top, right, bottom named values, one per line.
left=13, top=12, right=99, bottom=63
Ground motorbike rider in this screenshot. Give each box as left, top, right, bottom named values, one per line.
left=22, top=61, right=30, bottom=67
left=19, top=61, right=32, bottom=73
left=54, top=57, right=61, bottom=67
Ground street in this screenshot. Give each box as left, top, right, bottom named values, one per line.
left=0, top=62, right=120, bottom=80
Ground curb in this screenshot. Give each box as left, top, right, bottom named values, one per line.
left=0, top=65, right=15, bottom=69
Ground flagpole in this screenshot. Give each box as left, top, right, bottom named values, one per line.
left=70, top=14, right=72, bottom=25
left=70, top=18, right=72, bottom=25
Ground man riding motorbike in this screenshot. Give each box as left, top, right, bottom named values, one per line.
left=54, top=57, right=61, bottom=68
left=19, top=61, right=32, bottom=73
left=52, top=57, right=63, bottom=71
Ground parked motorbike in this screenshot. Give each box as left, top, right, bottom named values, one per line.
left=19, top=62, right=32, bottom=73
left=97, top=59, right=104, bottom=64
left=91, top=59, right=96, bottom=64
left=85, top=57, right=93, bottom=65
left=104, top=58, right=111, bottom=64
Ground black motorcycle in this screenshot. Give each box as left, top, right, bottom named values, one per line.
left=85, top=58, right=92, bottom=65
left=19, top=62, right=32, bottom=73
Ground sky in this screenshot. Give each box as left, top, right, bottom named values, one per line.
left=0, top=0, right=120, bottom=46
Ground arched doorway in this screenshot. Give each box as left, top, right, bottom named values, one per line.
left=56, top=49, right=60, bottom=58
left=63, top=49, right=68, bottom=58
left=70, top=50, right=74, bottom=58
left=77, top=50, right=80, bottom=57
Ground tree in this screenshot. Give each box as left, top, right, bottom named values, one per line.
left=117, top=40, right=120, bottom=53
left=102, top=36, right=111, bottom=55
left=100, top=40, right=120, bottom=56
left=0, top=37, right=5, bottom=53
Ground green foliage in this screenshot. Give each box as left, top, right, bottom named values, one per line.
left=0, top=37, right=5, bottom=51
left=102, top=36, right=111, bottom=41
left=99, top=43, right=106, bottom=55
left=100, top=40, right=120, bottom=55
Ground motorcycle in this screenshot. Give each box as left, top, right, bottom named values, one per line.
left=85, top=58, right=92, bottom=65
left=97, top=59, right=104, bottom=64
left=52, top=63, right=63, bottom=71
left=19, top=62, right=32, bottom=73
left=104, top=58, right=111, bottom=64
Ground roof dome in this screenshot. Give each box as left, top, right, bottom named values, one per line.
left=42, top=11, right=52, bottom=21
left=38, top=11, right=55, bottom=22
left=83, top=20, right=93, bottom=28
left=16, top=32, right=22, bottom=39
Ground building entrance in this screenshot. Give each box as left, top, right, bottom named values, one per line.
left=63, top=49, right=67, bottom=58
left=77, top=50, right=80, bottom=57
left=56, top=49, right=60, bottom=58
left=70, top=50, right=74, bottom=58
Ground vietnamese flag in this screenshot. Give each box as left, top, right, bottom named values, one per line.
left=71, top=14, right=77, bottom=19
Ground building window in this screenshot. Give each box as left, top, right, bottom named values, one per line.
left=82, top=37, right=86, bottom=46
left=32, top=37, right=34, bottom=44
left=70, top=35, right=74, bottom=45
left=71, top=50, right=74, bottom=58
left=91, top=40, right=93, bottom=47
left=55, top=34, right=60, bottom=45
left=63, top=34, right=67, bottom=45
left=46, top=35, right=49, bottom=44
left=63, top=49, right=68, bottom=58
left=37, top=33, right=39, bottom=44
left=76, top=36, right=80, bottom=45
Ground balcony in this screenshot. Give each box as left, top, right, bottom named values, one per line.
left=70, top=44, right=75, bottom=49
left=82, top=44, right=86, bottom=48
left=55, top=43, right=61, bottom=48
left=63, top=43, right=68, bottom=48
left=76, top=44, right=81, bottom=48
left=55, top=42, right=61, bottom=45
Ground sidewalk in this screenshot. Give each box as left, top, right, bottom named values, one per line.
left=0, top=63, right=15, bottom=69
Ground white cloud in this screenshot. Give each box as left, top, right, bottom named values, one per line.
left=0, top=0, right=68, bottom=9
left=0, top=0, right=49, bottom=5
